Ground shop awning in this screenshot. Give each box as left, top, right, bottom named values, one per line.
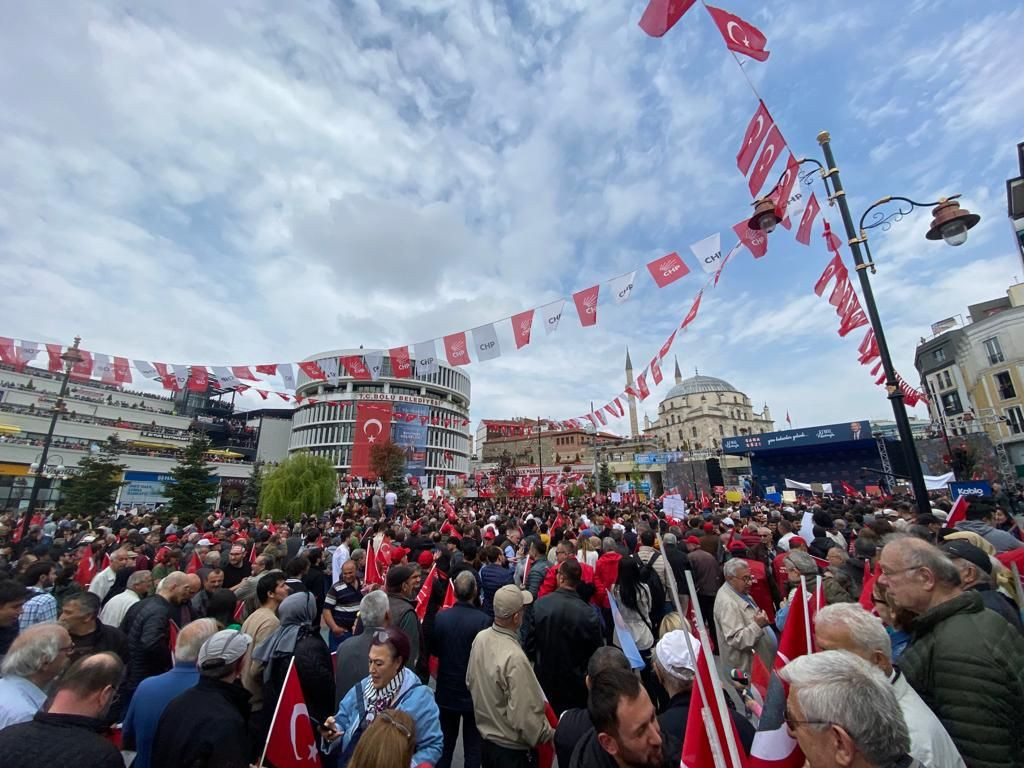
left=206, top=449, right=244, bottom=458
left=0, top=424, right=22, bottom=435
left=130, top=440, right=179, bottom=450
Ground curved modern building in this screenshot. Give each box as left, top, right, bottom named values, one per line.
left=290, top=349, right=471, bottom=485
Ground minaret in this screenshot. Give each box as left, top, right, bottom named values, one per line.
left=625, top=348, right=640, bottom=438
left=674, top=356, right=683, bottom=386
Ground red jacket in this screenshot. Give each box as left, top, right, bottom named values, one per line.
left=772, top=551, right=790, bottom=594
left=593, top=552, right=622, bottom=609
left=539, top=556, right=604, bottom=607
left=744, top=557, right=776, bottom=622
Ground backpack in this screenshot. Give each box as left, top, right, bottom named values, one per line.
left=635, top=552, right=667, bottom=628
left=338, top=682, right=419, bottom=766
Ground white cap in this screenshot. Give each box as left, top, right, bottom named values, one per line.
left=197, top=538, right=213, bottom=546
left=721, top=517, right=735, bottom=527
left=654, top=631, right=700, bottom=679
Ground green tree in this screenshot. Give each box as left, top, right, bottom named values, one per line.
left=369, top=440, right=406, bottom=483
left=489, top=451, right=517, bottom=500
left=59, top=435, right=127, bottom=518
left=598, top=461, right=614, bottom=494
left=165, top=436, right=219, bottom=520
left=259, top=452, right=337, bottom=522
left=242, top=462, right=264, bottom=512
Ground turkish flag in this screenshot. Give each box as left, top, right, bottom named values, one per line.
left=829, top=276, right=856, bottom=314
left=261, top=658, right=322, bottom=768
left=604, top=403, right=619, bottom=420
left=770, top=154, right=800, bottom=221
left=187, top=366, right=209, bottom=392
left=658, top=329, right=677, bottom=360
left=733, top=219, right=768, bottom=259
left=416, top=565, right=438, bottom=620
left=350, top=402, right=393, bottom=479
left=443, top=332, right=472, bottom=365
left=185, top=552, right=202, bottom=575
left=113, top=357, right=132, bottom=384
left=636, top=372, right=651, bottom=400
left=814, top=254, right=847, bottom=296
left=511, top=309, right=534, bottom=349
left=737, top=101, right=773, bottom=175
left=572, top=284, right=600, bottom=327
left=705, top=4, right=770, bottom=61
left=650, top=357, right=663, bottom=385
left=389, top=346, right=413, bottom=378
left=637, top=0, right=697, bottom=37
left=796, top=193, right=820, bottom=245
left=838, top=300, right=869, bottom=337
left=595, top=409, right=608, bottom=426
left=681, top=290, right=703, bottom=329
left=46, top=344, right=63, bottom=372
left=748, top=124, right=785, bottom=197
left=646, top=252, right=690, bottom=288
left=70, top=350, right=94, bottom=380
left=681, top=640, right=749, bottom=768
left=153, top=363, right=177, bottom=391
left=255, top=364, right=277, bottom=375
left=0, top=337, right=16, bottom=367
left=297, top=361, right=325, bottom=381
left=231, top=366, right=257, bottom=380
left=340, top=355, right=372, bottom=380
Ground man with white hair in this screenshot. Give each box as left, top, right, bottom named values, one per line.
left=814, top=604, right=964, bottom=768
left=99, top=569, right=153, bottom=628
left=714, top=558, right=775, bottom=678
left=333, top=589, right=390, bottom=704
left=0, top=623, right=73, bottom=729
left=781, top=650, right=918, bottom=768
left=122, top=618, right=219, bottom=768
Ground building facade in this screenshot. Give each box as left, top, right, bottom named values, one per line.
left=290, top=350, right=471, bottom=485
left=648, top=364, right=774, bottom=453
left=915, top=282, right=1024, bottom=477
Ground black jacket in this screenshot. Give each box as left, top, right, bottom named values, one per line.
left=532, top=588, right=604, bottom=714
left=69, top=621, right=129, bottom=665
left=662, top=544, right=691, bottom=593
left=972, top=584, right=1024, bottom=633
left=568, top=720, right=681, bottom=768
left=119, top=595, right=174, bottom=697
left=265, top=630, right=336, bottom=726
left=430, top=601, right=490, bottom=711
left=334, top=623, right=379, bottom=707
left=152, top=676, right=251, bottom=768
left=657, top=691, right=755, bottom=755
left=0, top=712, right=122, bottom=768
left=554, top=708, right=592, bottom=768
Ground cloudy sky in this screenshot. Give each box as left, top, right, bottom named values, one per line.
left=2, top=0, right=1021, bottom=434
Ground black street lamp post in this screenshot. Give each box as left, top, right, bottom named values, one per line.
left=748, top=132, right=980, bottom=518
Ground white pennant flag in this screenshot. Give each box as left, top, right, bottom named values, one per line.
left=608, top=271, right=637, bottom=304
left=414, top=340, right=439, bottom=376
left=16, top=341, right=39, bottom=365
left=471, top=323, right=501, bottom=362
left=134, top=360, right=159, bottom=379
left=540, top=299, right=565, bottom=335
left=690, top=233, right=723, bottom=274
left=210, top=366, right=242, bottom=389
left=93, top=353, right=115, bottom=383
left=363, top=350, right=384, bottom=380
left=319, top=357, right=340, bottom=386
left=171, top=364, right=189, bottom=390
left=277, top=363, right=295, bottom=389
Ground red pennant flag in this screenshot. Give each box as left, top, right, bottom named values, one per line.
left=681, top=290, right=703, bottom=329
left=733, top=219, right=768, bottom=259
left=443, top=332, right=472, bottom=366
left=615, top=397, right=626, bottom=417
left=0, top=337, right=16, bottom=367
left=829, top=276, right=856, bottom=314
left=947, top=494, right=969, bottom=526
left=230, top=366, right=257, bottom=380
left=46, top=344, right=63, bottom=372
left=276, top=392, right=290, bottom=402
left=297, top=361, right=326, bottom=380
left=572, top=284, right=600, bottom=327
left=255, top=364, right=277, bottom=375
left=770, top=154, right=800, bottom=220
left=658, top=329, right=677, bottom=360
left=737, top=101, right=773, bottom=175
left=112, top=357, right=132, bottom=384
left=187, top=366, right=209, bottom=392
left=254, top=389, right=269, bottom=400
left=604, top=403, right=618, bottom=420
left=814, top=253, right=847, bottom=296
left=340, top=355, right=372, bottom=380
left=706, top=4, right=770, bottom=61
left=646, top=251, right=690, bottom=288
left=416, top=565, right=438, bottom=621
left=636, top=372, right=651, bottom=400
left=261, top=659, right=323, bottom=768
left=389, top=346, right=413, bottom=378
left=838, top=299, right=869, bottom=337
left=595, top=409, right=608, bottom=426
left=747, top=124, right=785, bottom=197
left=859, top=560, right=881, bottom=612
left=650, top=357, right=663, bottom=385
left=796, top=193, right=820, bottom=245
left=638, top=0, right=697, bottom=37
left=185, top=552, right=202, bottom=574
left=511, top=309, right=534, bottom=349
left=822, top=219, right=844, bottom=253
left=70, top=350, right=94, bottom=380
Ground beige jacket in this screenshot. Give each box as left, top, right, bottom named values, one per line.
left=713, top=584, right=774, bottom=677
left=240, top=607, right=280, bottom=709
left=466, top=624, right=554, bottom=750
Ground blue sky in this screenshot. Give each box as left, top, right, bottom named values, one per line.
left=1, top=0, right=1021, bottom=432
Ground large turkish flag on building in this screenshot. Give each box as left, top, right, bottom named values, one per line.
left=350, top=401, right=393, bottom=479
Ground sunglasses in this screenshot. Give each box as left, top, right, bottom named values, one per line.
left=377, top=711, right=413, bottom=741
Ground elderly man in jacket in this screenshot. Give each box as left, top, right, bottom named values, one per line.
left=814, top=603, right=964, bottom=768
left=713, top=558, right=775, bottom=679
left=467, top=584, right=554, bottom=768
left=879, top=535, right=1024, bottom=768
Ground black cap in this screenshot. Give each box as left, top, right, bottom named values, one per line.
left=940, top=539, right=991, bottom=574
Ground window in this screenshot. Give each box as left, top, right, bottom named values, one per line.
left=984, top=337, right=1004, bottom=365
left=934, top=347, right=947, bottom=363
left=1007, top=406, right=1024, bottom=435
left=995, top=371, right=1016, bottom=400
left=691, top=427, right=698, bottom=437
left=719, top=424, right=725, bottom=435
left=941, top=391, right=963, bottom=416
left=732, top=426, right=738, bottom=436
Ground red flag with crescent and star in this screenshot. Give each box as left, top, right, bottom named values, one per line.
left=262, top=658, right=322, bottom=768
left=705, top=4, right=770, bottom=61
left=350, top=402, right=393, bottom=479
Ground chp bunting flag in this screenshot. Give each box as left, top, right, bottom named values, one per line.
left=389, top=346, right=413, bottom=378
left=747, top=123, right=785, bottom=197
left=443, top=332, right=472, bottom=366
left=637, top=0, right=697, bottom=37
left=230, top=366, right=257, bottom=380
left=113, top=356, right=132, bottom=384
left=318, top=356, right=339, bottom=384
left=572, top=285, right=600, bottom=327
left=171, top=364, right=189, bottom=391
left=615, top=397, right=625, bottom=417
left=636, top=371, right=651, bottom=401
left=45, top=344, right=63, bottom=372
left=658, top=329, right=677, bottom=360
left=363, top=350, right=384, bottom=380
left=210, top=366, right=242, bottom=389
left=604, top=403, right=619, bottom=420
left=796, top=193, right=821, bottom=246
left=650, top=357, right=663, bottom=385
left=0, top=337, right=16, bottom=367
left=255, top=364, right=277, bottom=375
left=278, top=363, right=296, bottom=389
left=608, top=271, right=637, bottom=304
left=690, top=232, right=723, bottom=274
left=260, top=658, right=322, bottom=768
left=540, top=299, right=565, bottom=335
left=134, top=359, right=159, bottom=379
left=16, top=341, right=39, bottom=369
left=737, top=101, right=773, bottom=175
left=646, top=251, right=690, bottom=288
left=92, top=353, right=115, bottom=383
left=734, top=219, right=768, bottom=259
left=705, top=4, right=771, bottom=62
left=153, top=363, right=177, bottom=390
left=511, top=309, right=534, bottom=349
left=947, top=494, right=969, bottom=526
left=297, top=361, right=326, bottom=380
left=472, top=323, right=502, bottom=362
left=595, top=409, right=608, bottom=426
left=187, top=366, right=209, bottom=392
left=681, top=290, right=703, bottom=329
left=71, top=349, right=94, bottom=379
left=414, top=340, right=439, bottom=376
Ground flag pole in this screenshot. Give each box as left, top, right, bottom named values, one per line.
left=685, top=571, right=744, bottom=768
left=800, top=576, right=813, bottom=657
left=258, top=656, right=295, bottom=768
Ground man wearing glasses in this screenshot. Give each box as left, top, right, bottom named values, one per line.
left=0, top=623, right=74, bottom=729
left=713, top=558, right=774, bottom=679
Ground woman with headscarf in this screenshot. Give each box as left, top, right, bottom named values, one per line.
left=249, top=592, right=335, bottom=759
left=775, top=550, right=819, bottom=630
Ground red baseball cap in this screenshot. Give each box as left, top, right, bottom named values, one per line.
left=483, top=530, right=496, bottom=540
left=391, top=547, right=410, bottom=565
left=702, top=523, right=714, bottom=532
left=685, top=535, right=701, bottom=546
left=790, top=536, right=807, bottom=548
left=417, top=551, right=433, bottom=568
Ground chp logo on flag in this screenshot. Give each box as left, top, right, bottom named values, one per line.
left=646, top=251, right=690, bottom=288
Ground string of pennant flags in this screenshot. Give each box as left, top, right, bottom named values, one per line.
left=0, top=0, right=927, bottom=431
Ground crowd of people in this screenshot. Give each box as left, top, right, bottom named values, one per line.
left=0, top=484, right=1021, bottom=768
